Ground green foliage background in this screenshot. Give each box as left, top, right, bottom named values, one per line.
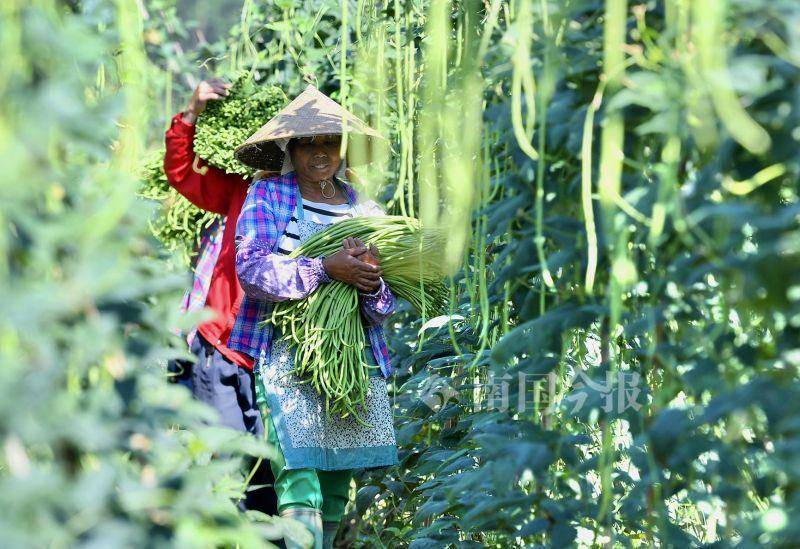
left=0, top=2, right=301, bottom=547
left=2, top=0, right=799, bottom=548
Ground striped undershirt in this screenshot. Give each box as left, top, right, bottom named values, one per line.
left=276, top=198, right=357, bottom=256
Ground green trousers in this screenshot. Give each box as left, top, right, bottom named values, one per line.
left=265, top=411, right=353, bottom=523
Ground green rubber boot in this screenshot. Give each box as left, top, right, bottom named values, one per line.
left=280, top=508, right=323, bottom=549
left=322, top=521, right=340, bottom=549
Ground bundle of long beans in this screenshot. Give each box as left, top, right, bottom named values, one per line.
left=265, top=216, right=448, bottom=424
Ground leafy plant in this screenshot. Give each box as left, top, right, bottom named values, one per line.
left=0, top=3, right=296, bottom=547
left=193, top=73, right=287, bottom=175
left=4, top=0, right=799, bottom=547
left=138, top=73, right=286, bottom=264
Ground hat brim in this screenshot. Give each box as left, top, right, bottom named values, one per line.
left=234, top=132, right=382, bottom=171
left=233, top=84, right=385, bottom=171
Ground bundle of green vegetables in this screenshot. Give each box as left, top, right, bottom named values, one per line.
left=139, top=73, right=286, bottom=264
left=139, top=149, right=221, bottom=265
left=265, top=216, right=449, bottom=425
left=193, top=74, right=287, bottom=175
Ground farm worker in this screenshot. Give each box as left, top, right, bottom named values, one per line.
left=165, top=215, right=224, bottom=391
left=163, top=78, right=280, bottom=521
left=231, top=84, right=399, bottom=549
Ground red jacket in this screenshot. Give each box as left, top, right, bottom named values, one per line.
left=164, top=113, right=254, bottom=369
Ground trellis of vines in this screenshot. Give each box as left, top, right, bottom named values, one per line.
left=123, top=0, right=800, bottom=546
left=254, top=1, right=799, bottom=547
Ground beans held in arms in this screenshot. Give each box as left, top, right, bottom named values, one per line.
left=264, top=216, right=449, bottom=425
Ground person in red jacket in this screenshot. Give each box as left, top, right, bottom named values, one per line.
left=163, top=77, right=279, bottom=519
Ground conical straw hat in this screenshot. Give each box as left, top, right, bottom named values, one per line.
left=234, top=84, right=383, bottom=171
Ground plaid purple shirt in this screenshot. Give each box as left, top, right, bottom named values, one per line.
left=181, top=216, right=225, bottom=345
left=229, top=172, right=397, bottom=378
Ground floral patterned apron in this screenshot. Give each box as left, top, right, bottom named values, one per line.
left=255, top=197, right=398, bottom=471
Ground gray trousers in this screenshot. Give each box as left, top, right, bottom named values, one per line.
left=188, top=334, right=278, bottom=518
left=189, top=334, right=265, bottom=436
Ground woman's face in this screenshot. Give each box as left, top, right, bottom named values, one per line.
left=288, top=135, right=343, bottom=183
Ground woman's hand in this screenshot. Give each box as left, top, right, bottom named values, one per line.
left=343, top=237, right=382, bottom=267
left=323, top=238, right=383, bottom=292
left=342, top=238, right=382, bottom=293
left=343, top=238, right=382, bottom=269
left=182, top=78, right=231, bottom=124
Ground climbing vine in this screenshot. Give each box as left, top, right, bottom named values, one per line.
left=2, top=1, right=798, bottom=547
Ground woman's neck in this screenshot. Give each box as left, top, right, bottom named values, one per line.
left=296, top=173, right=347, bottom=204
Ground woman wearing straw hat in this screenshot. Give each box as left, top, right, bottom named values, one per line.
left=229, top=85, right=399, bottom=549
